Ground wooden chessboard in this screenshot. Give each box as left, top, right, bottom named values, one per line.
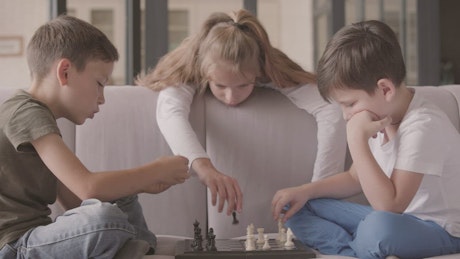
left=174, top=238, right=316, bottom=258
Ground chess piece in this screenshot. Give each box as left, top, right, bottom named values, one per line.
left=262, top=234, right=271, bottom=250
left=284, top=228, right=295, bottom=249
left=244, top=223, right=256, bottom=250
left=248, top=223, right=254, bottom=236
left=191, top=220, right=203, bottom=251
left=245, top=234, right=256, bottom=251
left=277, top=219, right=284, bottom=241
left=232, top=211, right=239, bottom=225
left=256, top=228, right=265, bottom=244
left=206, top=227, right=217, bottom=251
left=279, top=228, right=287, bottom=244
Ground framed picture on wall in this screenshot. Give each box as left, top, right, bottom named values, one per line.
left=0, top=36, right=23, bottom=57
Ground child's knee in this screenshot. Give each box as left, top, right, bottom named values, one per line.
left=352, top=211, right=401, bottom=258
left=65, top=199, right=131, bottom=227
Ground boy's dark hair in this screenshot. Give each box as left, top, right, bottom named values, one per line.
left=26, top=15, right=119, bottom=83
left=317, top=20, right=406, bottom=101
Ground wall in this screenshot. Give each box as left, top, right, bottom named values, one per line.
left=0, top=0, right=48, bottom=87
left=0, top=0, right=314, bottom=88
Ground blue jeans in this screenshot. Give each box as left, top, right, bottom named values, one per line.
left=0, top=195, right=155, bottom=259
left=286, top=198, right=460, bottom=259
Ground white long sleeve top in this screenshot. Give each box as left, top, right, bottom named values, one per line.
left=156, top=83, right=347, bottom=181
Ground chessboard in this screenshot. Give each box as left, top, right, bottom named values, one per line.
left=174, top=238, right=316, bottom=259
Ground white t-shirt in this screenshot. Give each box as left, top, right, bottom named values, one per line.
left=370, top=88, right=460, bottom=237
left=156, top=83, right=347, bottom=181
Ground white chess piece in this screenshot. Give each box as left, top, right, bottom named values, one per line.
left=249, top=223, right=254, bottom=235
left=245, top=234, right=256, bottom=251
left=256, top=228, right=265, bottom=244
left=284, top=228, right=295, bottom=249
left=279, top=228, right=287, bottom=244
left=277, top=219, right=284, bottom=241
left=245, top=224, right=256, bottom=251
left=262, top=234, right=271, bottom=250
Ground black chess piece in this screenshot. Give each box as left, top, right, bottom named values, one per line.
left=232, top=211, right=239, bottom=225
left=207, top=227, right=217, bottom=251
left=191, top=220, right=203, bottom=251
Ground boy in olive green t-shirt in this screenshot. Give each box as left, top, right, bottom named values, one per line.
left=0, top=15, right=190, bottom=259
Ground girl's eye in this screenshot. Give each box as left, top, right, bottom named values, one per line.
left=97, top=81, right=104, bottom=87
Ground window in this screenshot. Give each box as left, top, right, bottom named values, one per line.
left=91, top=9, right=114, bottom=43
left=168, top=10, right=189, bottom=51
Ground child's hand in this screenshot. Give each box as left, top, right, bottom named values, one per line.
left=346, top=110, right=391, bottom=142
left=154, top=155, right=190, bottom=185
left=271, top=185, right=309, bottom=223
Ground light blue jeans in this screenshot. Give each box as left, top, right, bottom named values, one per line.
left=0, top=195, right=156, bottom=259
left=286, top=198, right=460, bottom=259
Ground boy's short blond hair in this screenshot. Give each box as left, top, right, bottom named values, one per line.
left=26, top=15, right=118, bottom=84
left=317, top=20, right=406, bottom=101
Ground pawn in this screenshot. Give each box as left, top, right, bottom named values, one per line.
left=284, top=228, right=295, bottom=249
left=262, top=234, right=271, bottom=250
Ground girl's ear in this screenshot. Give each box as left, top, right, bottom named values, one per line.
left=377, top=78, right=396, bottom=102
left=56, top=59, right=71, bottom=86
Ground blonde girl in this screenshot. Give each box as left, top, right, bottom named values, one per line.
left=137, top=9, right=346, bottom=216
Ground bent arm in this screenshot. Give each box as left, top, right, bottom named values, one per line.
left=272, top=165, right=362, bottom=221
left=156, top=85, right=243, bottom=213
left=57, top=180, right=81, bottom=210
left=156, top=85, right=209, bottom=166
left=273, top=84, right=347, bottom=181
left=349, top=135, right=423, bottom=212
left=32, top=133, right=188, bottom=202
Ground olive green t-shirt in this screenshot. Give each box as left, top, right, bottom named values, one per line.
left=0, top=90, right=61, bottom=248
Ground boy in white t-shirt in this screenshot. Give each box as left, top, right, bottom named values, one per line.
left=271, top=20, right=460, bottom=258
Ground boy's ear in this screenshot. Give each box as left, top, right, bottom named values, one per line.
left=377, top=78, right=396, bottom=102
left=56, top=59, right=71, bottom=86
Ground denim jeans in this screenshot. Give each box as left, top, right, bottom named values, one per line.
left=0, top=195, right=155, bottom=259
left=286, top=198, right=460, bottom=259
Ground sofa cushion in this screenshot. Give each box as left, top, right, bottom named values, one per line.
left=204, top=88, right=320, bottom=238
left=75, top=86, right=207, bottom=237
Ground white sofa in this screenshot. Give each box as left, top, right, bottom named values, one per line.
left=1, top=85, right=460, bottom=259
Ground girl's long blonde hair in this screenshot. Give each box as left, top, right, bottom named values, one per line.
left=136, top=9, right=316, bottom=92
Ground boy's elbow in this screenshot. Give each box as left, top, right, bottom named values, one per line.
left=75, top=180, right=100, bottom=201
